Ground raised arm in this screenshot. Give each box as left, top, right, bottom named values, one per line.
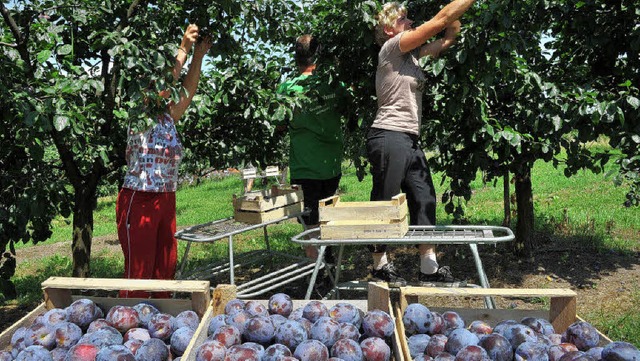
left=172, top=24, right=199, bottom=83
left=169, top=33, right=212, bottom=121
left=419, top=20, right=461, bottom=59
left=399, top=0, right=474, bottom=53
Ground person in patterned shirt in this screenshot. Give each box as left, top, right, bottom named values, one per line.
left=116, top=24, right=211, bottom=298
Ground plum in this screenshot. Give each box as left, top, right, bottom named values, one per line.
left=269, top=293, right=294, bottom=317
left=65, top=343, right=100, bottom=361
left=270, top=314, right=289, bottom=330
left=478, top=333, right=513, bottom=361
left=310, top=316, right=341, bottom=348
left=521, top=317, right=555, bottom=336
left=243, top=315, right=276, bottom=345
left=585, top=346, right=603, bottom=360
left=454, top=345, right=490, bottom=361
left=468, top=320, right=493, bottom=336
left=206, top=314, right=227, bottom=336
left=330, top=338, right=363, bottom=361
left=11, top=327, right=33, bottom=358
left=132, top=303, right=159, bottom=327
left=224, top=299, right=245, bottom=315
left=44, top=309, right=68, bottom=327
left=49, top=347, right=67, bottom=361
left=562, top=322, right=600, bottom=351
left=147, top=313, right=175, bottom=341
left=294, top=339, right=330, bottom=361
left=66, top=299, right=98, bottom=330
left=408, top=334, right=432, bottom=359
left=78, top=326, right=123, bottom=347
left=289, top=307, right=305, bottom=322
left=242, top=342, right=265, bottom=359
left=303, top=301, right=329, bottom=323
left=274, top=320, right=308, bottom=350
left=15, top=345, right=53, bottom=361
left=123, top=327, right=150, bottom=343
left=503, top=324, right=537, bottom=351
left=445, top=328, right=480, bottom=356
left=442, top=311, right=465, bottom=331
left=0, top=351, right=13, bottom=361
left=360, top=336, right=391, bottom=361
left=87, top=319, right=111, bottom=333
left=225, top=310, right=251, bottom=334
left=299, top=317, right=313, bottom=338
left=426, top=334, right=449, bottom=358
left=54, top=321, right=83, bottom=349
left=430, top=312, right=447, bottom=335
left=338, top=322, right=361, bottom=341
left=210, top=324, right=242, bottom=348
left=601, top=341, right=640, bottom=361
left=434, top=352, right=456, bottom=361
left=135, top=338, right=170, bottom=361
left=263, top=344, right=293, bottom=361
left=225, top=345, right=261, bottom=361
left=124, top=339, right=144, bottom=355
left=173, top=310, right=200, bottom=331
left=244, top=300, right=269, bottom=317
left=515, top=341, right=549, bottom=361
left=403, top=303, right=434, bottom=336
left=549, top=343, right=580, bottom=361
left=105, top=305, right=140, bottom=333
left=414, top=355, right=434, bottom=361
left=494, top=320, right=519, bottom=336
left=558, top=351, right=597, bottom=361
left=95, top=344, right=136, bottom=361
left=170, top=326, right=195, bottom=356
left=25, top=322, right=56, bottom=350
left=194, top=339, right=226, bottom=361
left=329, top=303, right=363, bottom=328
left=362, top=310, right=395, bottom=339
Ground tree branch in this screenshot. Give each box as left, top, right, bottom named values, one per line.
left=0, top=2, right=34, bottom=77
left=0, top=42, right=17, bottom=48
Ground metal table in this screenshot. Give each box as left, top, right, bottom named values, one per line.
left=292, top=225, right=515, bottom=308
left=175, top=211, right=315, bottom=298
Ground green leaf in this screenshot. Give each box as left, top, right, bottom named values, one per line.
left=552, top=116, right=562, bottom=131
left=37, top=50, right=51, bottom=64
left=432, top=59, right=445, bottom=76
left=54, top=115, right=69, bottom=131
left=627, top=96, right=639, bottom=109
left=57, top=44, right=73, bottom=56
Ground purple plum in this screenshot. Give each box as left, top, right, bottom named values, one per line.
left=95, top=344, right=135, bottom=361
left=303, top=301, right=329, bottom=323
left=562, top=321, right=600, bottom=351
left=330, top=338, right=361, bottom=361
left=194, top=339, right=226, bottom=361
left=403, top=303, right=434, bottom=335
left=360, top=336, right=391, bottom=361
left=135, top=338, right=170, bottom=361
left=105, top=305, right=140, bottom=333
left=173, top=310, right=200, bottom=331
left=170, top=326, right=195, bottom=356
left=329, top=303, right=363, bottom=328
left=269, top=293, right=294, bottom=317
left=310, top=316, right=341, bottom=348
left=362, top=310, right=395, bottom=339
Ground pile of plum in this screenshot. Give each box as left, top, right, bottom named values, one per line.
left=197, top=293, right=395, bottom=361
left=401, top=302, right=640, bottom=361
left=1, top=298, right=202, bottom=361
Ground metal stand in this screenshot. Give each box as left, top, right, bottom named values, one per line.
left=175, top=210, right=316, bottom=298
left=291, top=225, right=515, bottom=308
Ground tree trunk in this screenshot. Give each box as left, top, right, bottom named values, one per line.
left=71, top=184, right=96, bottom=277
left=502, top=170, right=511, bottom=228
left=513, top=166, right=535, bottom=256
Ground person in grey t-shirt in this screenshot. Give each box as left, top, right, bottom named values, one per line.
left=367, top=0, right=474, bottom=286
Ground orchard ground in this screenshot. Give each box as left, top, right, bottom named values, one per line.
left=2, top=227, right=639, bottom=345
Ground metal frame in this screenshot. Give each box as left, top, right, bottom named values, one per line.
left=175, top=211, right=314, bottom=298
left=291, top=225, right=515, bottom=308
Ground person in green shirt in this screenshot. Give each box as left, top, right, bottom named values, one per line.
left=276, top=34, right=347, bottom=260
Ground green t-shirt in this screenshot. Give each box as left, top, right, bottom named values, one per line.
left=276, top=74, right=345, bottom=180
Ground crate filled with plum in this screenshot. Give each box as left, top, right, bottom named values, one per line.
left=0, top=277, right=211, bottom=361
left=394, top=286, right=640, bottom=361
left=190, top=283, right=403, bottom=361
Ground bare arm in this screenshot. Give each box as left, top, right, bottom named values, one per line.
left=399, top=0, right=474, bottom=53
left=171, top=24, right=199, bottom=82
left=419, top=20, right=461, bottom=58
left=169, top=35, right=212, bottom=121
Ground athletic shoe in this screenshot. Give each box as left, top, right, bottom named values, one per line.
left=371, top=262, right=407, bottom=287
left=419, top=266, right=467, bottom=287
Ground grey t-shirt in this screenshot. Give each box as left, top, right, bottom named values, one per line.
left=372, top=33, right=425, bottom=135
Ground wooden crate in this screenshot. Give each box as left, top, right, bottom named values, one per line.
left=233, top=185, right=304, bottom=224
left=182, top=283, right=405, bottom=361
left=392, top=286, right=612, bottom=361
left=0, top=277, right=210, bottom=354
left=319, top=193, right=409, bottom=239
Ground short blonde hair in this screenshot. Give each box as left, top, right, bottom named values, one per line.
left=375, top=2, right=407, bottom=46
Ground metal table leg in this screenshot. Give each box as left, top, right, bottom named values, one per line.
left=228, top=235, right=235, bottom=285
left=304, top=245, right=326, bottom=300
left=176, top=240, right=193, bottom=279
left=469, top=243, right=496, bottom=309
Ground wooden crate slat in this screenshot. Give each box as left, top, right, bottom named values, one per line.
left=319, top=193, right=408, bottom=222
left=234, top=186, right=303, bottom=212
left=0, top=303, right=47, bottom=349
left=400, top=286, right=577, bottom=298
left=233, top=201, right=303, bottom=224
left=320, top=219, right=409, bottom=239
left=41, top=277, right=209, bottom=293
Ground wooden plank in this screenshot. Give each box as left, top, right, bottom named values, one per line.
left=211, top=284, right=237, bottom=315
left=320, top=219, right=408, bottom=239
left=550, top=296, right=577, bottom=334
left=41, top=277, right=210, bottom=293
left=234, top=187, right=303, bottom=212
left=44, top=288, right=73, bottom=310
left=368, top=282, right=391, bottom=313
left=393, top=302, right=409, bottom=361
left=182, top=305, right=215, bottom=361
left=400, top=286, right=577, bottom=298
left=319, top=194, right=408, bottom=222
left=233, top=201, right=303, bottom=224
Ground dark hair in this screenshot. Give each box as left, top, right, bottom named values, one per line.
left=294, top=34, right=319, bottom=67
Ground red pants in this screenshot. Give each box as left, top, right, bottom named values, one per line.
left=116, top=188, right=177, bottom=298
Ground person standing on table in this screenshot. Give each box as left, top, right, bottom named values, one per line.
left=116, top=25, right=212, bottom=298
left=367, top=1, right=474, bottom=286
left=275, top=34, right=348, bottom=260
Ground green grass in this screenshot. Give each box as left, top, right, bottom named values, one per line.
left=8, top=159, right=640, bottom=346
